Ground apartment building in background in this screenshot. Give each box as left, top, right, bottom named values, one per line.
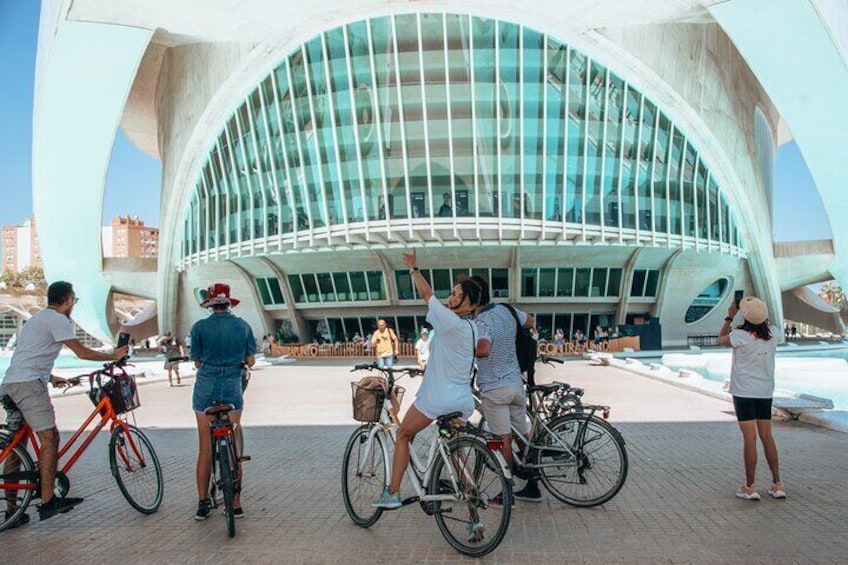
left=101, top=215, right=159, bottom=258
left=1, top=217, right=42, bottom=273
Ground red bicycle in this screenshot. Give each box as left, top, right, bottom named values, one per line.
left=0, top=359, right=163, bottom=532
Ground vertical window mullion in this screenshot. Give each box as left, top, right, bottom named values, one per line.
left=580, top=58, right=590, bottom=241
left=389, top=16, right=409, bottom=239
left=342, top=22, right=370, bottom=240
left=234, top=109, right=256, bottom=253
left=665, top=123, right=674, bottom=248
left=561, top=45, right=570, bottom=241
left=633, top=93, right=644, bottom=242
left=495, top=19, right=503, bottom=241
left=415, top=14, right=434, bottom=237
left=443, top=13, right=458, bottom=239
left=284, top=56, right=315, bottom=247
left=245, top=94, right=270, bottom=250
left=598, top=68, right=610, bottom=239
left=270, top=71, right=299, bottom=249
left=301, top=44, right=332, bottom=245
left=615, top=82, right=628, bottom=244
left=649, top=106, right=660, bottom=246
left=321, top=33, right=351, bottom=242
left=258, top=81, right=284, bottom=247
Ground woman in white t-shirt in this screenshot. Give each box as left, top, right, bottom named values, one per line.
left=372, top=249, right=482, bottom=510
left=718, top=296, right=784, bottom=501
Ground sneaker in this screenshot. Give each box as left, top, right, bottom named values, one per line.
left=735, top=484, right=761, bottom=501
left=465, top=520, right=485, bottom=543
left=233, top=507, right=245, bottom=519
left=371, top=487, right=402, bottom=509
left=514, top=481, right=543, bottom=502
left=4, top=510, right=30, bottom=529
left=195, top=498, right=213, bottom=520
left=37, top=496, right=83, bottom=521
left=491, top=491, right=514, bottom=507
left=768, top=483, right=787, bottom=499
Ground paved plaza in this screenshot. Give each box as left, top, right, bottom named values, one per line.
left=3, top=359, right=847, bottom=564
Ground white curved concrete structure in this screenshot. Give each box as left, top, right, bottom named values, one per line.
left=33, top=0, right=848, bottom=345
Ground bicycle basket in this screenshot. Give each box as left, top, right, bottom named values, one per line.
left=351, top=376, right=386, bottom=422
left=90, top=373, right=140, bottom=415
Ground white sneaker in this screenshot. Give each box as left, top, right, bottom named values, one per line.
left=735, top=485, right=761, bottom=501
left=768, top=483, right=787, bottom=499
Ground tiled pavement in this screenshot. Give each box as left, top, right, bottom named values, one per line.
left=2, top=360, right=847, bottom=564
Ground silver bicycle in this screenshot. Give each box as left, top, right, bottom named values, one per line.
left=474, top=355, right=628, bottom=507
left=342, top=363, right=513, bottom=558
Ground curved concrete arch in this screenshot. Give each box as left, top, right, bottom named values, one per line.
left=711, top=0, right=848, bottom=289
left=32, top=13, right=152, bottom=343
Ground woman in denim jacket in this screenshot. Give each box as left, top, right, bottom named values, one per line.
left=190, top=283, right=256, bottom=520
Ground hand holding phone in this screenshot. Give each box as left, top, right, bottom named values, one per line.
left=734, top=290, right=744, bottom=310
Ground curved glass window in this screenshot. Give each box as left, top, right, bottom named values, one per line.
left=182, top=14, right=744, bottom=266
left=686, top=278, right=730, bottom=323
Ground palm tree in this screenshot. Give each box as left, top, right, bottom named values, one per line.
left=819, top=281, right=847, bottom=310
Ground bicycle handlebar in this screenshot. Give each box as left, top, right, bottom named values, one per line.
left=537, top=355, right=564, bottom=365
left=351, top=363, right=424, bottom=378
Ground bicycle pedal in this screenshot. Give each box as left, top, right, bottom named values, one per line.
left=238, top=455, right=251, bottom=462
left=400, top=496, right=419, bottom=506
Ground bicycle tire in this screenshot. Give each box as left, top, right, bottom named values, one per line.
left=0, top=439, right=36, bottom=532
left=429, top=435, right=511, bottom=558
left=532, top=413, right=627, bottom=507
left=341, top=425, right=386, bottom=527
left=217, top=435, right=236, bottom=538
left=109, top=425, right=164, bottom=514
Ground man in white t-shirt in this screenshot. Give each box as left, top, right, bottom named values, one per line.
left=415, top=327, right=431, bottom=370
left=0, top=281, right=127, bottom=525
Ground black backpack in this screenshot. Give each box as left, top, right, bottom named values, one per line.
left=501, top=304, right=537, bottom=386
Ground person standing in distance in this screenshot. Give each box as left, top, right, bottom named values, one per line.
left=0, top=281, right=128, bottom=525
left=718, top=296, right=785, bottom=501
left=415, top=327, right=431, bottom=371
left=371, top=319, right=399, bottom=369
left=190, top=283, right=256, bottom=520
left=471, top=276, right=541, bottom=503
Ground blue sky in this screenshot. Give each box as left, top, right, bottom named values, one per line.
left=0, top=1, right=832, bottom=241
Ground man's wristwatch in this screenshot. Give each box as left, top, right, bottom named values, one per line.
left=724, top=316, right=733, bottom=322
left=409, top=267, right=419, bottom=274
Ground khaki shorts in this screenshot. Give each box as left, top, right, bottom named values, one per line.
left=481, top=384, right=530, bottom=436
left=0, top=379, right=56, bottom=432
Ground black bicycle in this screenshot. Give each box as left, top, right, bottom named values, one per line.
left=204, top=403, right=248, bottom=538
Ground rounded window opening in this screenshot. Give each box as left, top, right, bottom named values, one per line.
left=685, top=278, right=730, bottom=324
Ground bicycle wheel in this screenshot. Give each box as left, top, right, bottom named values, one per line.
left=217, top=436, right=236, bottom=538
left=429, top=436, right=511, bottom=558
left=341, top=425, right=386, bottom=527
left=109, top=425, right=164, bottom=514
left=0, top=439, right=36, bottom=532
left=532, top=413, right=628, bottom=507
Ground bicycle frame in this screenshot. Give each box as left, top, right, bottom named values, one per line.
left=472, top=388, right=591, bottom=471
left=359, top=385, right=512, bottom=504
left=0, top=387, right=136, bottom=493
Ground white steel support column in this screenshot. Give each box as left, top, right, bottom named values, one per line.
left=33, top=18, right=152, bottom=343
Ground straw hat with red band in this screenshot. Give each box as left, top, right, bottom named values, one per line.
left=200, top=283, right=241, bottom=308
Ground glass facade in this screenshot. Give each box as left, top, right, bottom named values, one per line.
left=180, top=13, right=744, bottom=266
left=287, top=270, right=385, bottom=303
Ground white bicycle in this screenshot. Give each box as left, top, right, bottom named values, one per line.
left=342, top=363, right=513, bottom=558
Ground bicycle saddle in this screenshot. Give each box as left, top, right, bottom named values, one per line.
left=527, top=384, right=562, bottom=395
left=204, top=403, right=236, bottom=417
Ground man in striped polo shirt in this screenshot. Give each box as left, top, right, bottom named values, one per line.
left=471, top=276, right=541, bottom=502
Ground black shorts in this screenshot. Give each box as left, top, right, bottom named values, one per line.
left=732, top=396, right=773, bottom=422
